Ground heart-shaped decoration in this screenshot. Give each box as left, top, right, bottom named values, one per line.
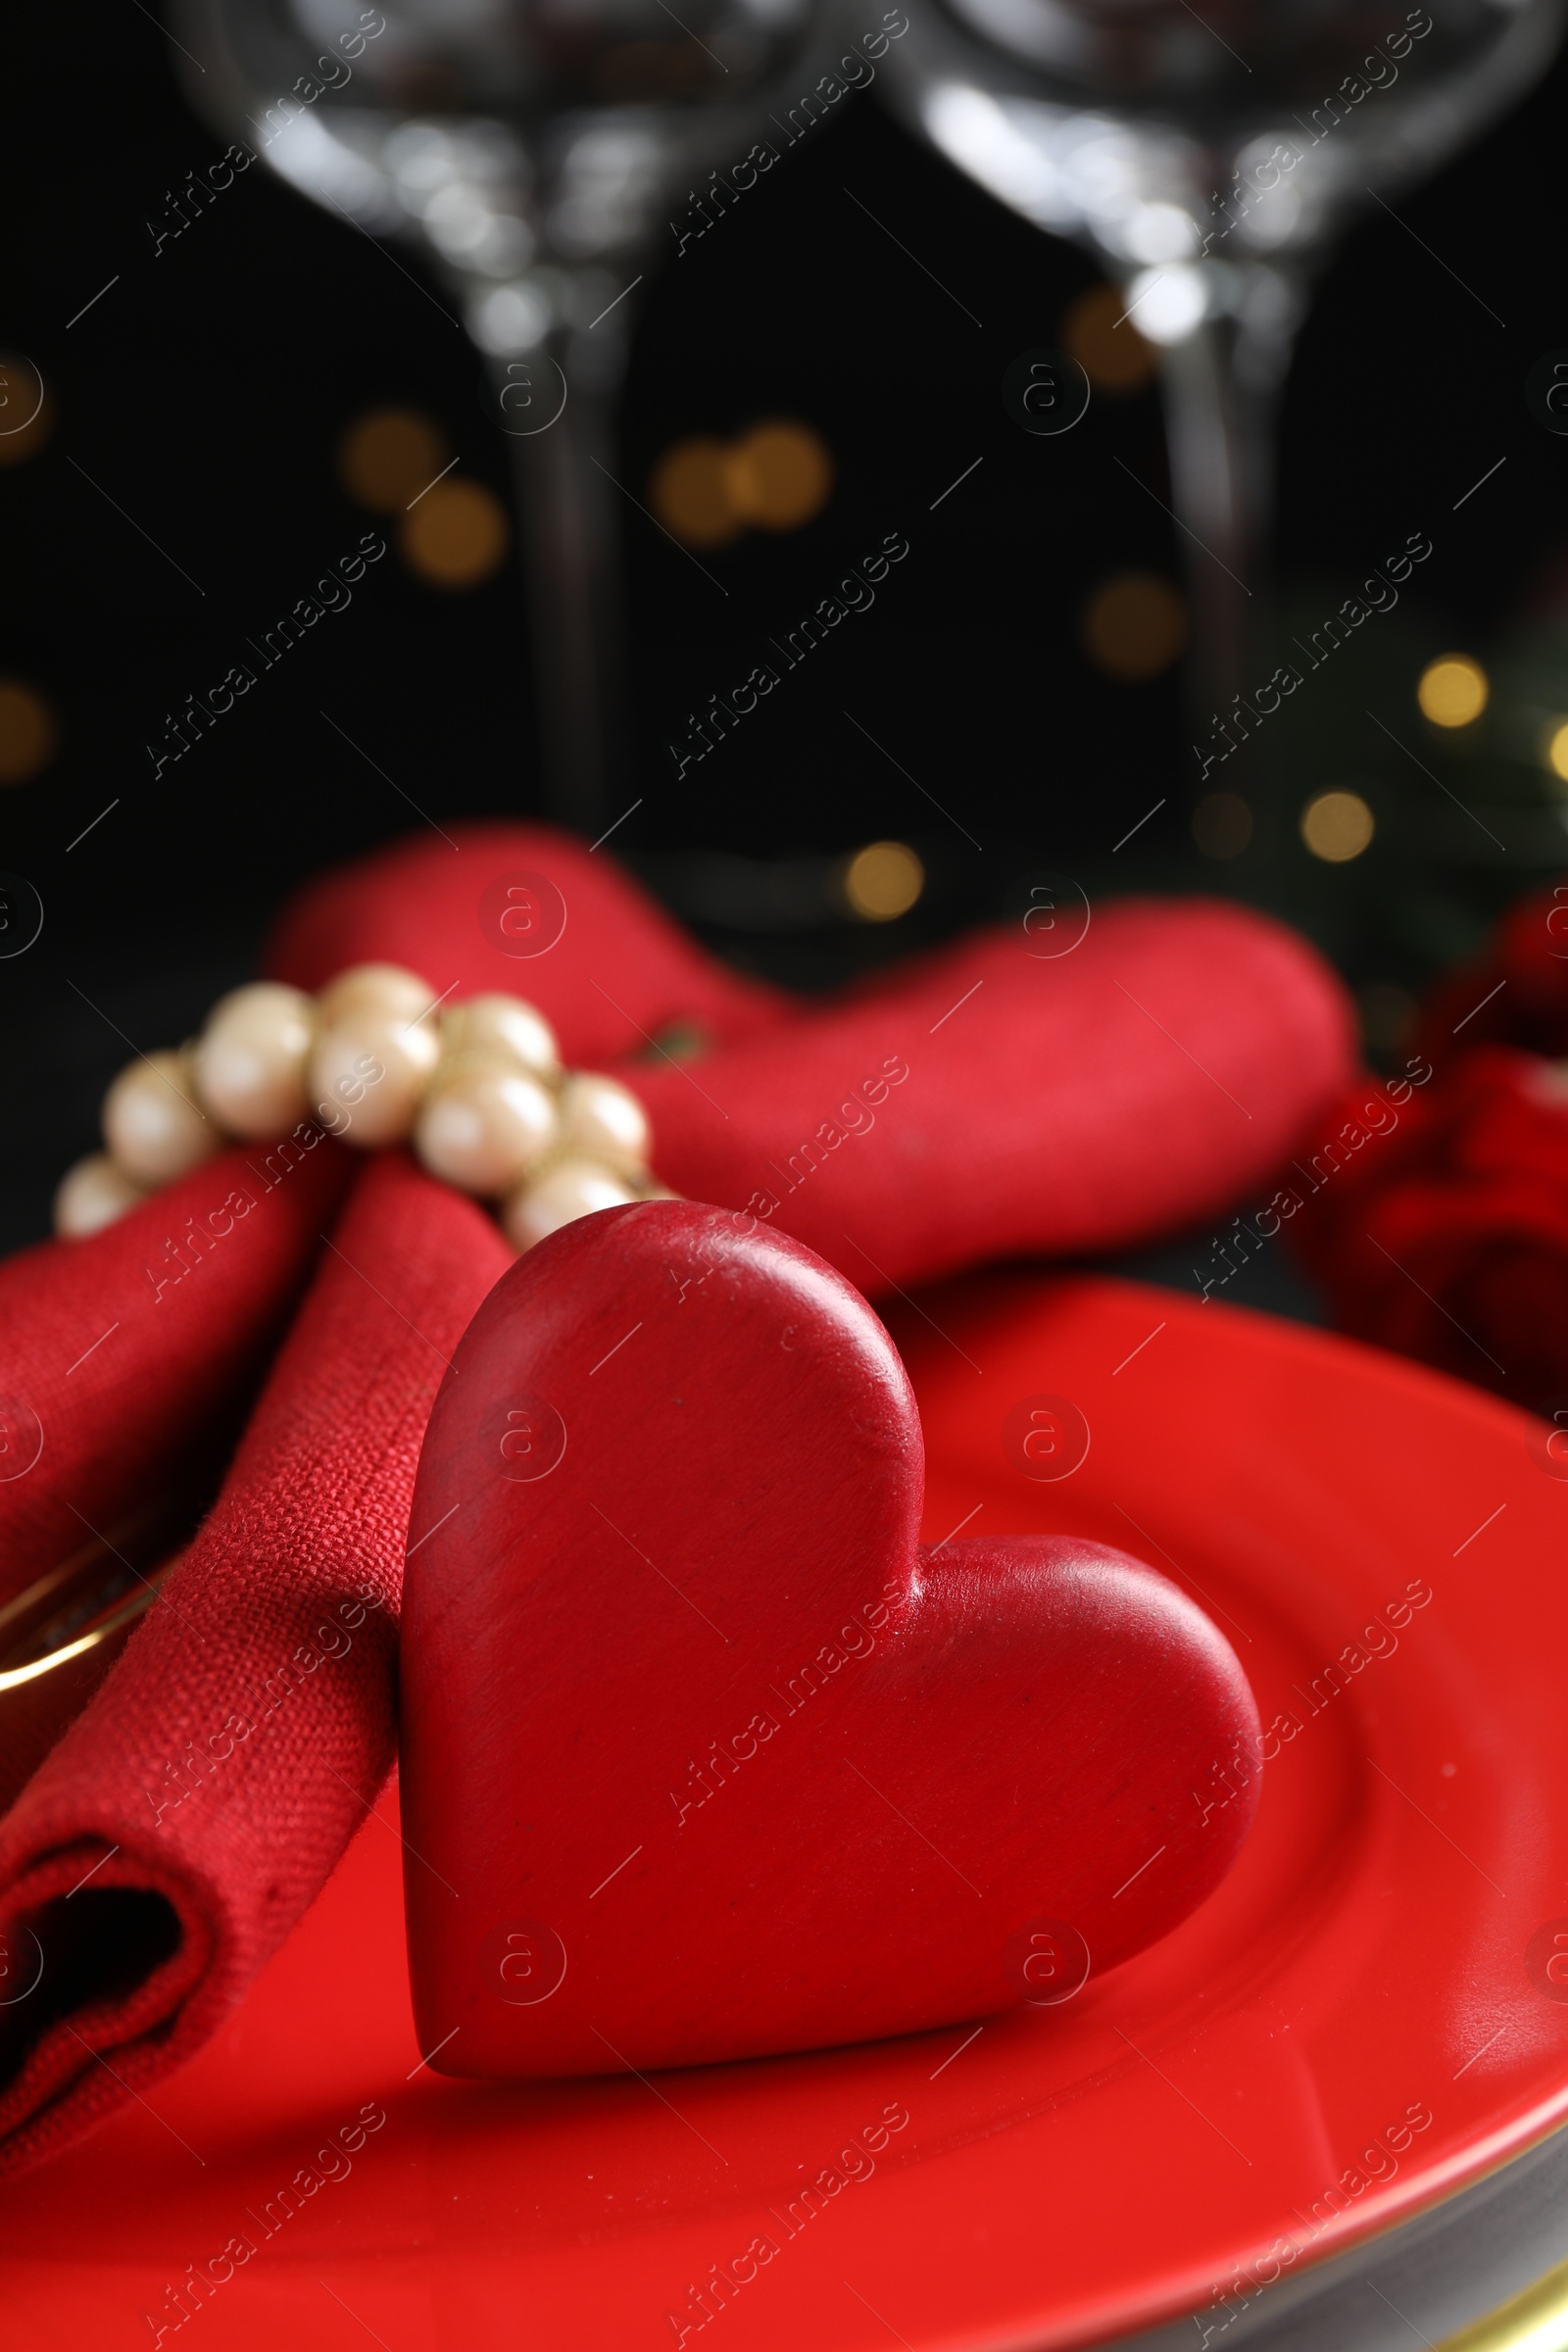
left=400, top=1202, right=1260, bottom=2075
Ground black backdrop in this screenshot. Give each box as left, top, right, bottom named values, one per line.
left=4, top=4, right=1566, bottom=1255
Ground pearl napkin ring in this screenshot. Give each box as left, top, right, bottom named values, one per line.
left=53, top=962, right=670, bottom=1251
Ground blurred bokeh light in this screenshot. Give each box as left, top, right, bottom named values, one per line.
left=1082, top=572, right=1187, bottom=680
left=1544, top=717, right=1568, bottom=785
left=1417, top=654, right=1488, bottom=728
left=1301, top=788, right=1375, bottom=862
left=652, top=418, right=832, bottom=547
left=1061, top=286, right=1156, bottom=393
left=723, top=419, right=833, bottom=532
left=0, top=355, right=51, bottom=466
left=841, top=839, right=924, bottom=921
left=400, top=477, right=510, bottom=589
left=0, top=679, right=57, bottom=783
left=649, top=436, right=741, bottom=549
left=337, top=407, right=449, bottom=513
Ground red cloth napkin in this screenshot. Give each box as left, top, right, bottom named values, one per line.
left=0, top=1139, right=351, bottom=1615
left=270, top=830, right=1357, bottom=1290
left=0, top=1155, right=508, bottom=2177
left=268, top=818, right=787, bottom=1059
left=620, top=897, right=1353, bottom=1290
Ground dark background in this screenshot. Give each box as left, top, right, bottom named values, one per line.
left=3, top=3, right=1566, bottom=1265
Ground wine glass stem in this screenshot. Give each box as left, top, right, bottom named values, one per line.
left=1160, top=320, right=1259, bottom=722
left=488, top=318, right=629, bottom=838
left=1156, top=277, right=1300, bottom=851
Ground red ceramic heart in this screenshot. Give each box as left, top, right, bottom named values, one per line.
left=400, top=1202, right=1260, bottom=2076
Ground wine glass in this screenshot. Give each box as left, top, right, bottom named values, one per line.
left=874, top=0, right=1565, bottom=843
left=171, top=0, right=831, bottom=834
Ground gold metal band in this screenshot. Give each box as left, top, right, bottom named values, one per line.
left=1437, top=2255, right=1568, bottom=2350
left=0, top=1540, right=163, bottom=1691
left=0, top=1578, right=160, bottom=1691
left=0, top=1523, right=174, bottom=1812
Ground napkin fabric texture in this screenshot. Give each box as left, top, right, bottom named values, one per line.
left=0, top=1138, right=352, bottom=1616
left=268, top=819, right=788, bottom=1061
left=270, top=827, right=1358, bottom=1292
left=0, top=1156, right=508, bottom=2177
left=622, top=897, right=1355, bottom=1290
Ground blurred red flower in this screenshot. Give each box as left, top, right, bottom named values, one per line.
left=1291, top=1044, right=1568, bottom=1413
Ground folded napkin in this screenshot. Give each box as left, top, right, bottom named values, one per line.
left=0, top=1155, right=508, bottom=2177
left=620, top=897, right=1354, bottom=1290
left=0, top=1140, right=351, bottom=1619
left=271, top=832, right=1357, bottom=1290
left=267, top=818, right=788, bottom=1059
left=0, top=1138, right=352, bottom=1819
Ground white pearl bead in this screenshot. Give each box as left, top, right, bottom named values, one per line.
left=191, top=982, right=315, bottom=1139
left=502, top=1156, right=639, bottom=1251
left=54, top=1152, right=147, bottom=1238
left=309, top=1009, right=441, bottom=1149
left=316, top=961, right=434, bottom=1028
left=558, top=1073, right=650, bottom=1171
left=103, top=1050, right=220, bottom=1186
left=441, top=992, right=560, bottom=1077
left=414, top=1054, right=559, bottom=1196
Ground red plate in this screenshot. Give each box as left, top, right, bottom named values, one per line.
left=3, top=1274, right=1567, bottom=2351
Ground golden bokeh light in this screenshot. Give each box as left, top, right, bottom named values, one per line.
left=1082, top=572, right=1188, bottom=681
left=723, top=419, right=834, bottom=532
left=1544, top=719, right=1568, bottom=785
left=842, top=840, right=924, bottom=922
left=337, top=408, right=449, bottom=513
left=1301, top=788, right=1375, bottom=862
left=651, top=418, right=835, bottom=547
left=399, top=478, right=511, bottom=590
left=1061, top=285, right=1156, bottom=393
left=1192, top=791, right=1252, bottom=859
left=0, top=355, right=52, bottom=467
left=1416, top=655, right=1488, bottom=728
left=649, top=437, right=741, bottom=549
left=0, top=679, right=57, bottom=783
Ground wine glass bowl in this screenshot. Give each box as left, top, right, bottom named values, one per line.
left=172, top=0, right=829, bottom=829
left=178, top=0, right=819, bottom=285
left=874, top=0, right=1564, bottom=860
left=892, top=0, right=1566, bottom=285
